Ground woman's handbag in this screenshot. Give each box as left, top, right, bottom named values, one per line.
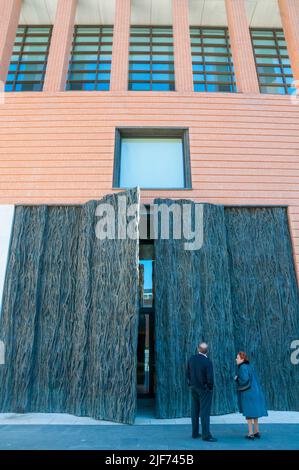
left=237, top=380, right=251, bottom=392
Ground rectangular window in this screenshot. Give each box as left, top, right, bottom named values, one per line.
left=5, top=26, right=52, bottom=92
left=190, top=27, right=236, bottom=93
left=66, top=26, right=113, bottom=91
left=113, top=128, right=191, bottom=189
left=128, top=27, right=175, bottom=91
left=251, top=29, right=295, bottom=95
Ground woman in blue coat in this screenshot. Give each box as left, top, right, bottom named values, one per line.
left=235, top=351, right=268, bottom=440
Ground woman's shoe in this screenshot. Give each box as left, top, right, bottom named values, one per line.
left=245, top=434, right=255, bottom=440
left=253, top=432, right=261, bottom=439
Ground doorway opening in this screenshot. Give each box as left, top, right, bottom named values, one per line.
left=137, top=239, right=155, bottom=400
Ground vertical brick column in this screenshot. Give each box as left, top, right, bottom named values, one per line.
left=110, top=0, right=131, bottom=92
left=278, top=0, right=299, bottom=84
left=288, top=207, right=299, bottom=286
left=43, top=0, right=77, bottom=92
left=0, top=0, right=22, bottom=84
left=225, top=0, right=260, bottom=94
left=172, top=0, right=193, bottom=93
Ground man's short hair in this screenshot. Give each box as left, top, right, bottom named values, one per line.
left=198, top=342, right=208, bottom=354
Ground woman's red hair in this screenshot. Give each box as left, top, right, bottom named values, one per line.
left=238, top=351, right=250, bottom=363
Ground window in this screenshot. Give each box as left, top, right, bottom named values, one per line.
left=128, top=27, right=175, bottom=91
left=113, top=129, right=191, bottom=189
left=190, top=27, right=236, bottom=92
left=66, top=26, right=113, bottom=91
left=5, top=26, right=52, bottom=92
left=251, top=29, right=295, bottom=95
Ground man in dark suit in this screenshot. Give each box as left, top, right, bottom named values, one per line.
left=187, top=342, right=217, bottom=442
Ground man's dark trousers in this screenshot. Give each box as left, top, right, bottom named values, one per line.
left=191, top=386, right=213, bottom=439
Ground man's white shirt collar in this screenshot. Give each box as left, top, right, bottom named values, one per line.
left=198, top=352, right=208, bottom=358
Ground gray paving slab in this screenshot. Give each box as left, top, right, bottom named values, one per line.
left=0, top=424, right=298, bottom=450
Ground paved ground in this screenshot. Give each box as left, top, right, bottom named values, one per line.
left=0, top=424, right=298, bottom=450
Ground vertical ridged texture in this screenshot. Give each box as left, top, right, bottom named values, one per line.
left=225, top=207, right=299, bottom=411
left=43, top=0, right=77, bottom=92
left=154, top=200, right=237, bottom=418
left=287, top=207, right=299, bottom=284
left=0, top=189, right=139, bottom=424
left=0, top=0, right=22, bottom=84
left=172, top=0, right=194, bottom=93
left=279, top=0, right=299, bottom=83
left=155, top=201, right=299, bottom=418
left=110, top=0, right=131, bottom=92
left=225, top=0, right=260, bottom=93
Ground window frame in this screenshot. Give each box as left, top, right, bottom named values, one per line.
left=190, top=26, right=236, bottom=93
left=128, top=25, right=175, bottom=92
left=66, top=24, right=113, bottom=91
left=250, top=27, right=294, bottom=95
left=113, top=127, right=192, bottom=190
left=5, top=25, right=53, bottom=92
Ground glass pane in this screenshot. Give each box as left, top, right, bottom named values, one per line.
left=23, top=45, right=48, bottom=52
left=69, top=72, right=97, bottom=81
left=130, top=63, right=151, bottom=71
left=130, top=45, right=151, bottom=52
left=205, top=64, right=231, bottom=72
left=19, top=63, right=44, bottom=72
left=204, top=55, right=230, bottom=63
left=130, top=28, right=150, bottom=34
left=152, top=73, right=174, bottom=81
left=27, top=27, right=50, bottom=33
left=20, top=54, right=46, bottom=62
left=206, top=83, right=233, bottom=92
left=256, top=57, right=280, bottom=65
left=202, top=29, right=226, bottom=36
left=99, top=53, right=112, bottom=61
left=74, top=45, right=98, bottom=52
left=260, top=85, right=286, bottom=94
left=152, top=45, right=173, bottom=52
left=129, top=72, right=151, bottom=81
left=192, top=64, right=204, bottom=72
left=260, top=75, right=284, bottom=84
left=257, top=66, right=282, bottom=74
left=129, top=82, right=151, bottom=91
left=194, top=83, right=206, bottom=92
left=152, top=83, right=174, bottom=90
left=25, top=36, right=49, bottom=43
left=253, top=39, right=276, bottom=46
left=15, top=83, right=42, bottom=91
left=76, top=27, right=100, bottom=33
left=120, top=138, right=184, bottom=188
left=152, top=36, right=173, bottom=43
left=202, top=37, right=226, bottom=45
left=130, top=37, right=150, bottom=43
left=75, top=36, right=99, bottom=43
left=16, top=73, right=43, bottom=81
left=96, top=82, right=109, bottom=91
left=98, top=72, right=110, bottom=81
left=129, top=54, right=150, bottom=61
left=72, top=53, right=98, bottom=61
left=139, top=260, right=153, bottom=308
left=70, top=62, right=97, bottom=71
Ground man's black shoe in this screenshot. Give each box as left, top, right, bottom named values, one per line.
left=192, top=433, right=201, bottom=439
left=202, top=436, right=218, bottom=442
left=253, top=432, right=261, bottom=439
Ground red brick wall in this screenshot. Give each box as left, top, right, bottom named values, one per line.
left=0, top=90, right=298, bottom=279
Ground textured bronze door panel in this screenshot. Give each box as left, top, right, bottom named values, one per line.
left=0, top=189, right=139, bottom=424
